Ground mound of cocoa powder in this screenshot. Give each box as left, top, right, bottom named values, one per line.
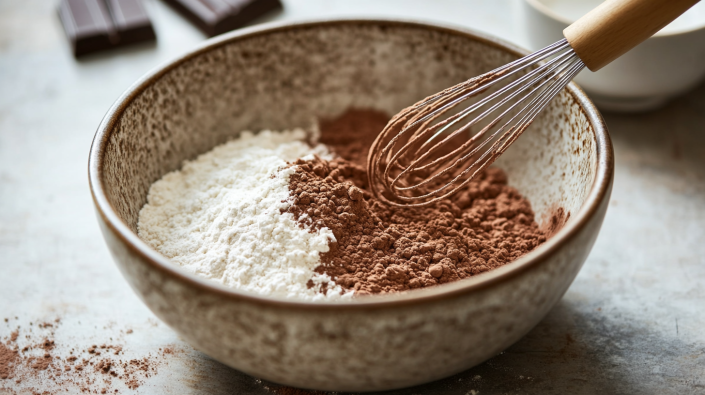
left=287, top=109, right=554, bottom=295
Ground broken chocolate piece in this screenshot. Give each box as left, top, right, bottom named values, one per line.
left=59, top=0, right=116, bottom=57
left=58, top=0, right=156, bottom=58
left=105, top=0, right=157, bottom=46
left=162, top=0, right=283, bottom=37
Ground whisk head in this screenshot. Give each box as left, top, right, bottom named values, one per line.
left=367, top=38, right=585, bottom=207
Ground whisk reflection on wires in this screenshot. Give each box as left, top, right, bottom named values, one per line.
left=367, top=0, right=700, bottom=207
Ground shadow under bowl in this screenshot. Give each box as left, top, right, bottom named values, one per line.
left=88, top=19, right=614, bottom=392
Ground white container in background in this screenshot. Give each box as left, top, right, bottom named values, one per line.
left=522, top=0, right=705, bottom=112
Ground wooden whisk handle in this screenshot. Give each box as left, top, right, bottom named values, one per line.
left=564, top=0, right=701, bottom=71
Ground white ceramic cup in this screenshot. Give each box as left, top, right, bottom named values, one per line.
left=522, top=0, right=705, bottom=112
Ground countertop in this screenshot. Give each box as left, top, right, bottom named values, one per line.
left=1, top=0, right=704, bottom=394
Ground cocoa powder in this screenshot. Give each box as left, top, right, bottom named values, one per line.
left=0, top=318, right=177, bottom=394
left=0, top=342, right=18, bottom=380
left=318, top=108, right=389, bottom=168
left=287, top=109, right=554, bottom=295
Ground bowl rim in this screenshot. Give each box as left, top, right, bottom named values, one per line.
left=88, top=17, right=614, bottom=310
left=524, top=0, right=705, bottom=37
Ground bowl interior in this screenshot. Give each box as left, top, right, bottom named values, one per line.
left=100, top=21, right=596, bottom=262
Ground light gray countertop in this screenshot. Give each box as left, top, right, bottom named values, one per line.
left=1, top=1, right=704, bottom=394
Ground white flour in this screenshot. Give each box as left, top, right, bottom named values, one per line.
left=137, top=129, right=351, bottom=301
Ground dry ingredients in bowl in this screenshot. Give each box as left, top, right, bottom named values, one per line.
left=138, top=109, right=553, bottom=300
left=137, top=129, right=349, bottom=301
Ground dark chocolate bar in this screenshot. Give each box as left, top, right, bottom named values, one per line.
left=59, top=0, right=156, bottom=57
left=163, top=0, right=283, bottom=37
left=105, top=0, right=157, bottom=46
left=59, top=0, right=116, bottom=57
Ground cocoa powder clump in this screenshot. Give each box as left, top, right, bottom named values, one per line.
left=287, top=109, right=554, bottom=296
left=0, top=342, right=19, bottom=380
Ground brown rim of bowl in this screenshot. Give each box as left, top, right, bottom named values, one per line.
left=88, top=18, right=614, bottom=311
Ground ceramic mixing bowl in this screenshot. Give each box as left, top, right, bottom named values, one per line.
left=88, top=19, right=613, bottom=391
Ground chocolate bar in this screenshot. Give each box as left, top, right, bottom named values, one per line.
left=163, top=0, right=283, bottom=37
left=106, top=0, right=156, bottom=46
left=59, top=0, right=156, bottom=57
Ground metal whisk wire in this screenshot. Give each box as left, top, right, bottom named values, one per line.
left=368, top=39, right=585, bottom=207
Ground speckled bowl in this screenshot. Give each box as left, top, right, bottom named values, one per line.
left=88, top=19, right=613, bottom=392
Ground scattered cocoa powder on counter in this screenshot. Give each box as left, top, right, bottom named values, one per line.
left=0, top=342, right=19, bottom=380
left=287, top=109, right=557, bottom=295
left=0, top=318, right=180, bottom=394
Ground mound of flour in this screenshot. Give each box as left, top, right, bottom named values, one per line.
left=137, top=129, right=351, bottom=301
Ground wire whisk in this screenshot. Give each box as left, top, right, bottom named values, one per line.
left=367, top=39, right=584, bottom=207
left=367, top=0, right=699, bottom=207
